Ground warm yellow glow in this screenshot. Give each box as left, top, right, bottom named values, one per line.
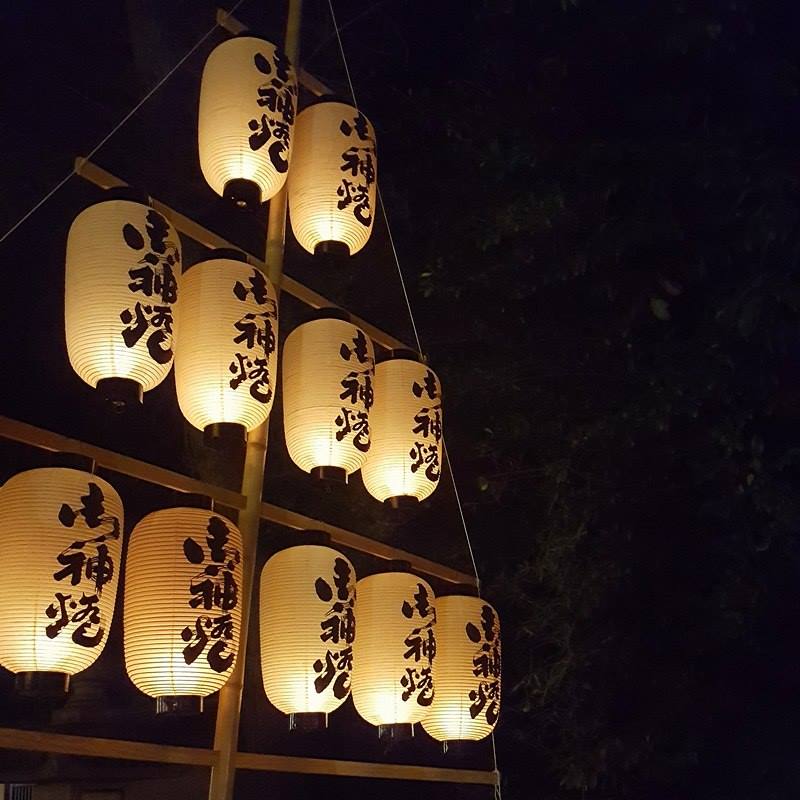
left=65, top=199, right=181, bottom=392
left=124, top=508, right=243, bottom=699
left=351, top=572, right=436, bottom=726
left=288, top=101, right=377, bottom=255
left=283, top=318, right=375, bottom=476
left=0, top=468, right=123, bottom=676
left=361, top=359, right=443, bottom=503
left=174, top=257, right=278, bottom=432
left=421, top=595, right=501, bottom=742
left=260, top=545, right=356, bottom=715
left=198, top=37, right=297, bottom=203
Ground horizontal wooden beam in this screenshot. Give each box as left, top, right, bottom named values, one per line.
left=0, top=415, right=246, bottom=510
left=0, top=729, right=496, bottom=786
left=0, top=415, right=473, bottom=584
left=215, top=8, right=334, bottom=97
left=73, top=157, right=408, bottom=352
left=0, top=728, right=215, bottom=767
left=261, top=501, right=477, bottom=585
left=235, top=750, right=497, bottom=786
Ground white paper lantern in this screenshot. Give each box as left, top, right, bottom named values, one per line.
left=283, top=312, right=375, bottom=481
left=421, top=594, right=501, bottom=742
left=124, top=507, right=243, bottom=713
left=65, top=193, right=181, bottom=407
left=198, top=36, right=297, bottom=209
left=362, top=352, right=443, bottom=507
left=351, top=569, right=436, bottom=734
left=174, top=250, right=278, bottom=444
left=260, top=540, right=357, bottom=727
left=0, top=467, right=123, bottom=694
left=289, top=100, right=377, bottom=257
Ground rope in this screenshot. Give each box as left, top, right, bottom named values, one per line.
left=0, top=1, right=249, bottom=246
left=325, top=2, right=502, bottom=796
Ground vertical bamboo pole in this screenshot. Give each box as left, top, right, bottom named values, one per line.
left=208, top=3, right=303, bottom=798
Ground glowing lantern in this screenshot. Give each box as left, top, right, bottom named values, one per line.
left=361, top=352, right=443, bottom=507
left=0, top=466, right=123, bottom=695
left=421, top=593, right=501, bottom=742
left=283, top=310, right=375, bottom=482
left=174, top=249, right=278, bottom=446
left=260, top=535, right=356, bottom=728
left=198, top=36, right=297, bottom=209
left=65, top=191, right=181, bottom=408
left=351, top=568, right=436, bottom=737
left=124, top=506, right=243, bottom=714
left=289, top=100, right=377, bottom=258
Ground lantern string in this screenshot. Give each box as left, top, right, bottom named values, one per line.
left=0, top=0, right=249, bottom=247
left=325, top=0, right=423, bottom=356
left=326, top=4, right=503, bottom=798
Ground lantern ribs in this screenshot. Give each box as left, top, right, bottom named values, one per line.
left=73, top=157, right=408, bottom=352
left=0, top=415, right=476, bottom=586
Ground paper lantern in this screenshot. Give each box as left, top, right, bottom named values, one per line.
left=65, top=192, right=181, bottom=407
left=421, top=594, right=501, bottom=742
left=351, top=569, right=436, bottom=735
left=124, top=507, right=243, bottom=713
left=260, top=538, right=357, bottom=728
left=0, top=467, right=123, bottom=694
left=361, top=352, right=443, bottom=507
left=174, top=250, right=278, bottom=445
left=198, top=36, right=297, bottom=209
left=283, top=311, right=375, bottom=481
left=289, top=100, right=377, bottom=257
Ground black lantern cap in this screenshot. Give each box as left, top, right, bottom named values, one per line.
left=204, top=422, right=247, bottom=451
left=289, top=712, right=328, bottom=732
left=156, top=695, right=204, bottom=716
left=15, top=671, right=70, bottom=698
left=310, top=465, right=348, bottom=484
left=97, top=377, right=143, bottom=413
left=378, top=723, right=414, bottom=744
left=177, top=492, right=215, bottom=511
left=447, top=582, right=480, bottom=598
left=311, top=306, right=351, bottom=322
left=297, top=529, right=333, bottom=547
left=376, top=347, right=423, bottom=365
left=49, top=451, right=96, bottom=473
left=387, top=559, right=413, bottom=573
left=207, top=247, right=248, bottom=263
left=385, top=494, right=420, bottom=511
left=314, top=240, right=351, bottom=263
left=223, top=178, right=261, bottom=211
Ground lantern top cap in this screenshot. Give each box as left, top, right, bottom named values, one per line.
left=310, top=307, right=351, bottom=323
left=49, top=451, right=96, bottom=473
left=297, top=529, right=333, bottom=547
left=387, top=558, right=413, bottom=573
left=376, top=347, right=423, bottom=364
left=303, top=94, right=359, bottom=111
left=444, top=582, right=481, bottom=598
left=175, top=492, right=214, bottom=511
left=206, top=247, right=248, bottom=263
left=87, top=186, right=149, bottom=206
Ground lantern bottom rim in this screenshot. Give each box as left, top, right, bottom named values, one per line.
left=378, top=723, right=414, bottom=743
left=223, top=178, right=261, bottom=210
left=155, top=695, right=204, bottom=715
left=204, top=422, right=247, bottom=450
left=314, top=240, right=350, bottom=261
left=97, top=377, right=143, bottom=412
left=310, top=465, right=348, bottom=483
left=288, top=712, right=328, bottom=732
left=15, top=671, right=70, bottom=698
left=385, top=494, right=420, bottom=510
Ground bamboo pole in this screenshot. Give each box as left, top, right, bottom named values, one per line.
left=207, top=3, right=303, bottom=798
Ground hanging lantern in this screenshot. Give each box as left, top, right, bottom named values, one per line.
left=351, top=567, right=436, bottom=738
left=65, top=190, right=181, bottom=409
left=260, top=534, right=356, bottom=729
left=174, top=249, right=278, bottom=446
left=0, top=466, right=123, bottom=695
left=289, top=99, right=377, bottom=259
left=361, top=351, right=443, bottom=508
left=198, top=36, right=297, bottom=209
left=421, top=593, right=501, bottom=742
left=124, top=506, right=243, bottom=714
left=283, top=310, right=375, bottom=482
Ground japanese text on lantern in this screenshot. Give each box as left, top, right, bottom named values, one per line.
left=312, top=557, right=355, bottom=699
left=248, top=49, right=296, bottom=173
left=400, top=583, right=436, bottom=706
left=181, top=516, right=241, bottom=673
left=45, top=483, right=121, bottom=648
left=410, top=369, right=442, bottom=483
left=335, top=329, right=374, bottom=452
left=466, top=605, right=501, bottom=726
left=337, top=112, right=375, bottom=227
left=119, top=210, right=180, bottom=364
left=229, top=268, right=277, bottom=405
